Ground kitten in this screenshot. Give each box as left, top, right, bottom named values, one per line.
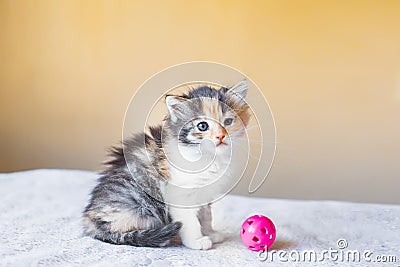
left=83, top=79, right=251, bottom=250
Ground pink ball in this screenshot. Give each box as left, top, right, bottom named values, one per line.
left=240, top=215, right=276, bottom=251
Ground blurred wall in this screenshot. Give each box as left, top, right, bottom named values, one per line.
left=1, top=0, right=399, bottom=204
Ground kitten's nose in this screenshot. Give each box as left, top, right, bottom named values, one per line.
left=216, top=134, right=225, bottom=143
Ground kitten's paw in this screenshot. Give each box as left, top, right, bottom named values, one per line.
left=208, top=231, right=228, bottom=244
left=183, top=236, right=213, bottom=250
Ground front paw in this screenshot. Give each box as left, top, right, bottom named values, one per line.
left=182, top=236, right=213, bottom=250
left=208, top=231, right=228, bottom=243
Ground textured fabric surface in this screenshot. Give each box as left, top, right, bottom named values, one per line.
left=0, top=169, right=399, bottom=267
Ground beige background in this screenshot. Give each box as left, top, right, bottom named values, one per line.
left=1, top=1, right=399, bottom=204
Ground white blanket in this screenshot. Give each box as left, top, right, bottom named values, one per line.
left=1, top=169, right=399, bottom=266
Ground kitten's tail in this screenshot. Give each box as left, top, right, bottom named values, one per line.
left=94, top=222, right=182, bottom=247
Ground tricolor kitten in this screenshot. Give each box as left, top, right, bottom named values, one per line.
left=83, top=80, right=251, bottom=250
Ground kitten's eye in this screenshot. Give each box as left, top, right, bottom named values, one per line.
left=224, top=118, right=234, bottom=126
left=197, top=121, right=209, bottom=131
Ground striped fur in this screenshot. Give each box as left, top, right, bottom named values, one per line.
left=83, top=80, right=250, bottom=248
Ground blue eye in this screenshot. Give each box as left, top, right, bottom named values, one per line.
left=224, top=118, right=233, bottom=126
left=197, top=121, right=209, bottom=131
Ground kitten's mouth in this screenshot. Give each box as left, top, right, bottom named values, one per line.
left=216, top=141, right=228, bottom=147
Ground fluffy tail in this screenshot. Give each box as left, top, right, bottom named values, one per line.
left=93, top=222, right=182, bottom=247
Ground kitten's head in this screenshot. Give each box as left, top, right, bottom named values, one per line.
left=165, top=80, right=251, bottom=151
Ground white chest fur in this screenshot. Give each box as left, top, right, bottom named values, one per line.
left=164, top=140, right=243, bottom=206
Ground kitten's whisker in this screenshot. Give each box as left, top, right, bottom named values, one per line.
left=232, top=141, right=262, bottom=161
left=230, top=137, right=263, bottom=144
left=247, top=140, right=264, bottom=144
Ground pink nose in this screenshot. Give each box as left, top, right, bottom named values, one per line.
left=216, top=134, right=225, bottom=142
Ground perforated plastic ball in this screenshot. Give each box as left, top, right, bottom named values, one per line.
left=240, top=215, right=276, bottom=251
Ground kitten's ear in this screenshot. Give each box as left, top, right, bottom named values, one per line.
left=165, top=95, right=188, bottom=122
left=228, top=79, right=249, bottom=101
